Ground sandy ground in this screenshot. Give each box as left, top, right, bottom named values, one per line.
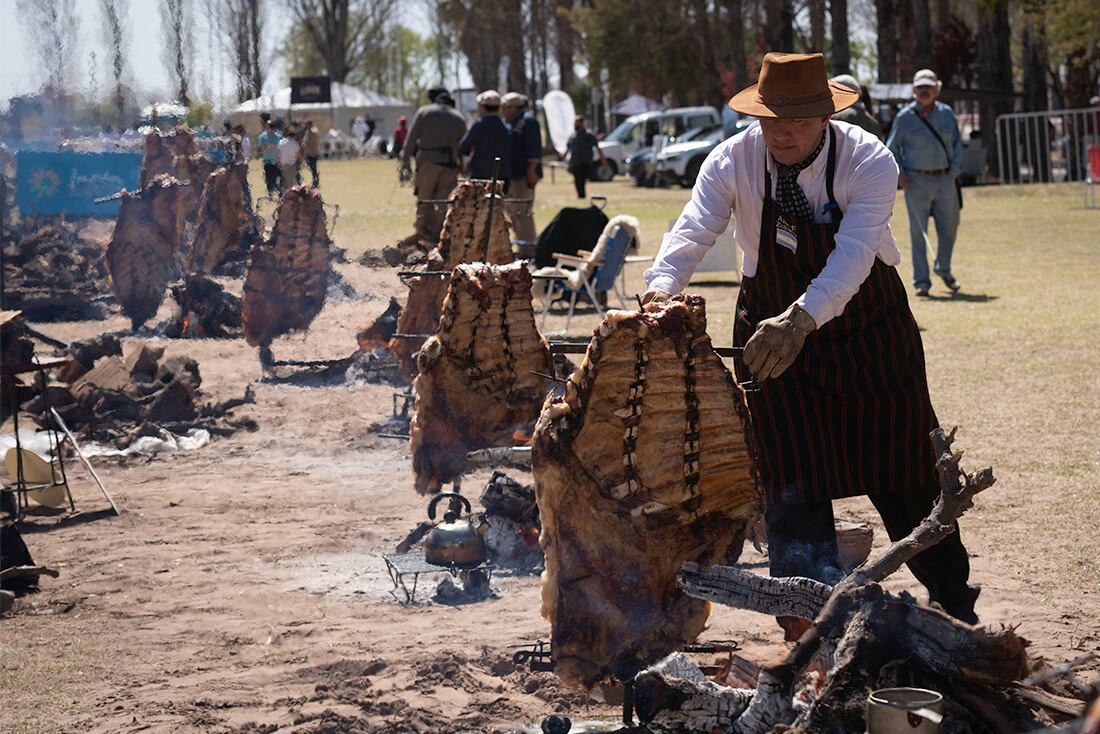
left=3, top=172, right=1099, bottom=733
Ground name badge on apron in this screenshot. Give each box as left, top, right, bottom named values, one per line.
left=776, top=215, right=798, bottom=253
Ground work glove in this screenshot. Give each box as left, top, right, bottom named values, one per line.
left=640, top=289, right=672, bottom=307
left=743, top=303, right=817, bottom=379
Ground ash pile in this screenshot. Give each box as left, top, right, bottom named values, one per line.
left=17, top=333, right=255, bottom=448
left=1, top=221, right=110, bottom=321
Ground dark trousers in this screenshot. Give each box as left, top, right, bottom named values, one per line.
left=766, top=483, right=977, bottom=622
left=306, top=156, right=319, bottom=187
left=263, top=162, right=280, bottom=194
left=570, top=166, right=588, bottom=199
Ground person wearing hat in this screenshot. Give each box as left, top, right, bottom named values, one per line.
left=501, top=92, right=543, bottom=244
left=886, top=69, right=963, bottom=297
left=830, top=74, right=883, bottom=140
left=459, top=89, right=512, bottom=181
left=402, top=86, right=469, bottom=242
left=642, top=52, right=979, bottom=633
left=565, top=115, right=605, bottom=199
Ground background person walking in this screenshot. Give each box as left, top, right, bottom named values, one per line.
left=565, top=116, right=604, bottom=199
left=887, top=69, right=963, bottom=296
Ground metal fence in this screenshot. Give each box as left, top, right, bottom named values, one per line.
left=995, top=108, right=1100, bottom=197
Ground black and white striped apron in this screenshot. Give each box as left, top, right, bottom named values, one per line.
left=733, top=125, right=940, bottom=505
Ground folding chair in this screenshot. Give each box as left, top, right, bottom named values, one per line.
left=537, top=225, right=651, bottom=331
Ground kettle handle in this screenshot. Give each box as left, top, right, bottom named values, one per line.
left=428, top=492, right=471, bottom=521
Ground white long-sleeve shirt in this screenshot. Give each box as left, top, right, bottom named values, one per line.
left=644, top=120, right=901, bottom=327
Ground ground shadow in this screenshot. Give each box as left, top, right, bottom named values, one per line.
left=688, top=279, right=742, bottom=288
left=19, top=507, right=120, bottom=534
left=921, top=292, right=999, bottom=303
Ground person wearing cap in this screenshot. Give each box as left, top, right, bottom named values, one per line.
left=830, top=74, right=883, bottom=140
left=459, top=89, right=512, bottom=181
left=886, top=69, right=963, bottom=297
left=402, top=86, right=469, bottom=242
left=642, top=52, right=979, bottom=632
left=501, top=92, right=543, bottom=244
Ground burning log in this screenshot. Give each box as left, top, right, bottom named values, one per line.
left=242, top=187, right=332, bottom=350
left=106, top=175, right=188, bottom=329
left=160, top=276, right=243, bottom=339
left=1, top=222, right=110, bottom=321
left=532, top=296, right=759, bottom=689
left=189, top=163, right=259, bottom=276
left=390, top=180, right=514, bottom=379
left=356, top=297, right=401, bottom=351
left=409, top=262, right=552, bottom=493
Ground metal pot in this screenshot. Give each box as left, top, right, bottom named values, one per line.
left=867, top=688, right=944, bottom=734
left=424, top=492, right=487, bottom=568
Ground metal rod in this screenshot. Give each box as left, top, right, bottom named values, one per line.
left=378, top=433, right=411, bottom=440
left=481, top=158, right=501, bottom=262
left=392, top=333, right=430, bottom=340
left=529, top=369, right=566, bottom=384
left=547, top=342, right=744, bottom=358
left=397, top=270, right=452, bottom=278
left=49, top=407, right=120, bottom=516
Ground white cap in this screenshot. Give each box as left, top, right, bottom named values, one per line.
left=831, top=74, right=861, bottom=93
left=476, top=89, right=502, bottom=107
left=501, top=92, right=528, bottom=108
left=913, top=69, right=940, bottom=88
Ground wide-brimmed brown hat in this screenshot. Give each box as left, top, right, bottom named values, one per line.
left=729, top=52, right=859, bottom=118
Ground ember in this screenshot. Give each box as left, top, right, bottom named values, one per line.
left=1, top=221, right=110, bottom=321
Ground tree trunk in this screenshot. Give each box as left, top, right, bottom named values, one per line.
left=554, top=0, right=575, bottom=90
left=809, top=0, right=825, bottom=52
left=829, top=0, right=850, bottom=75
left=725, top=0, right=749, bottom=91
left=874, top=0, right=897, bottom=82
left=911, top=0, right=932, bottom=71
left=976, top=0, right=1012, bottom=176
left=895, top=0, right=916, bottom=81
left=1021, top=15, right=1047, bottom=113
left=765, top=0, right=794, bottom=53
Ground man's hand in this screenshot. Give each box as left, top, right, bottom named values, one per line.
left=898, top=172, right=908, bottom=190
left=526, top=171, right=540, bottom=187
left=640, top=289, right=672, bottom=307
left=743, top=303, right=817, bottom=379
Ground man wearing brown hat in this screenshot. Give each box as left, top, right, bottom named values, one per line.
left=402, top=86, right=468, bottom=242
left=643, top=53, right=979, bottom=631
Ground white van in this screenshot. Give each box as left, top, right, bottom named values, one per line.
left=594, top=106, right=721, bottom=180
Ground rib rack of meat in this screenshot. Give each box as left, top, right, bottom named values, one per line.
left=242, top=186, right=332, bottom=348
left=189, top=163, right=258, bottom=274
left=532, top=296, right=760, bottom=689
left=106, top=174, right=188, bottom=329
left=409, top=262, right=552, bottom=494
left=390, top=180, right=514, bottom=378
left=140, top=127, right=197, bottom=187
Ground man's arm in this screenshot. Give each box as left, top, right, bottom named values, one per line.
left=643, top=145, right=735, bottom=296
left=885, top=112, right=907, bottom=187
left=794, top=139, right=899, bottom=328
left=458, top=123, right=476, bottom=157
left=949, top=110, right=963, bottom=177
left=401, top=112, right=423, bottom=164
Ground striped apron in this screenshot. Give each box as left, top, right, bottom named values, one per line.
left=733, top=126, right=940, bottom=505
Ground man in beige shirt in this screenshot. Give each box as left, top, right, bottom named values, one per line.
left=402, top=87, right=468, bottom=242
left=302, top=120, right=322, bottom=188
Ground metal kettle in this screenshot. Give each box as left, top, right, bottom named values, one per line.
left=424, top=492, right=487, bottom=567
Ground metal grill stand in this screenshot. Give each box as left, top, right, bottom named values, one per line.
left=382, top=550, right=494, bottom=603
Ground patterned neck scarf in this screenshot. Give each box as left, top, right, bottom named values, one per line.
left=773, top=131, right=827, bottom=224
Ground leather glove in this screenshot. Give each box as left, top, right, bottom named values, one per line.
left=640, top=289, right=672, bottom=307
left=743, top=303, right=817, bottom=379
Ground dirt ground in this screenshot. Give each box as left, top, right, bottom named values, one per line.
left=3, top=167, right=1099, bottom=733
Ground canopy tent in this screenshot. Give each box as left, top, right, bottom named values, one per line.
left=229, top=82, right=414, bottom=140
left=610, top=94, right=665, bottom=117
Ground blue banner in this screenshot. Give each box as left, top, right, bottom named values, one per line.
left=16, top=151, right=142, bottom=217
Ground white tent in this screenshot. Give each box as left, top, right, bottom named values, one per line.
left=230, top=82, right=414, bottom=139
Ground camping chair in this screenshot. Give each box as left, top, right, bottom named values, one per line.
left=535, top=224, right=651, bottom=331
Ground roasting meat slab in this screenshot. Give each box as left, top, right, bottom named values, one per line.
left=140, top=127, right=197, bottom=187
left=190, top=163, right=257, bottom=274
left=242, top=187, right=331, bottom=348
left=410, top=262, right=552, bottom=493
left=532, top=296, right=759, bottom=688
left=106, top=175, right=187, bottom=329
left=391, top=180, right=514, bottom=379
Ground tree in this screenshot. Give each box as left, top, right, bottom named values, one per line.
left=809, top=0, right=826, bottom=52
left=160, top=0, right=193, bottom=105
left=976, top=0, right=1012, bottom=175
left=555, top=0, right=577, bottom=90
left=911, top=0, right=932, bottom=71
left=218, top=0, right=266, bottom=102
left=289, top=0, right=397, bottom=84
left=874, top=0, right=897, bottom=82
left=437, top=0, right=528, bottom=93
left=829, top=0, right=851, bottom=74
left=16, top=0, right=79, bottom=92
left=100, top=0, right=129, bottom=124
left=765, top=0, right=795, bottom=53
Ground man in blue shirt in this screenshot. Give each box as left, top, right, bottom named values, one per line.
left=501, top=92, right=543, bottom=245
left=458, top=90, right=511, bottom=180
left=257, top=121, right=283, bottom=195
left=887, top=69, right=963, bottom=296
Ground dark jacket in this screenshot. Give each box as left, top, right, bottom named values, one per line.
left=566, top=129, right=600, bottom=170
left=508, top=112, right=543, bottom=180
left=459, top=114, right=511, bottom=179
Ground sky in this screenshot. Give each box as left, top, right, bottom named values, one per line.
left=0, top=0, right=446, bottom=110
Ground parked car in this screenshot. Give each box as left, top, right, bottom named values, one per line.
left=654, top=119, right=754, bottom=187
left=595, top=106, right=721, bottom=180
left=626, top=125, right=724, bottom=187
